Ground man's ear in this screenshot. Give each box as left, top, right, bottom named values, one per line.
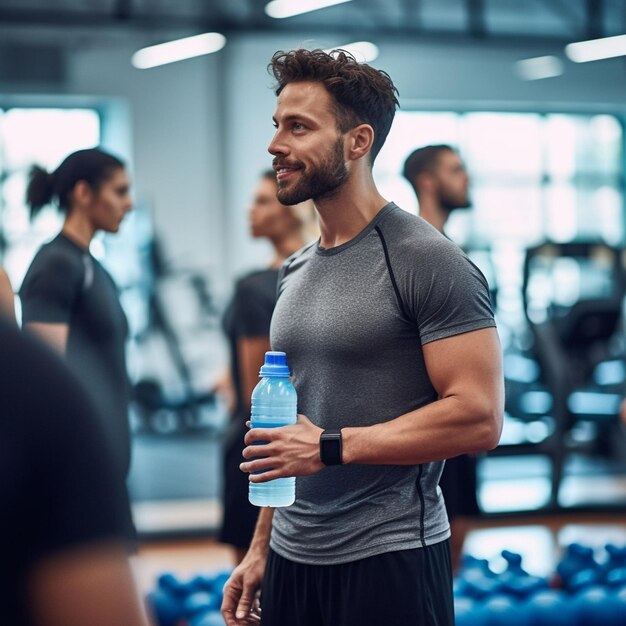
left=416, top=172, right=436, bottom=194
left=346, top=124, right=374, bottom=162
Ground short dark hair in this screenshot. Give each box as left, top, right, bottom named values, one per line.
left=402, top=145, right=455, bottom=193
left=26, top=147, right=125, bottom=219
left=268, top=48, right=399, bottom=165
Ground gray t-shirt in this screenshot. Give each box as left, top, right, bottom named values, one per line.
left=269, top=202, right=495, bottom=565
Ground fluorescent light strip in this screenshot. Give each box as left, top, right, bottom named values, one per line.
left=132, top=32, right=226, bottom=69
left=324, top=41, right=379, bottom=63
left=516, top=56, right=563, bottom=81
left=265, top=0, right=351, bottom=19
left=565, top=33, right=626, bottom=63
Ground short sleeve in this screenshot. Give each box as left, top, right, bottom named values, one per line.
left=20, top=247, right=85, bottom=324
left=412, top=240, right=495, bottom=345
left=231, top=276, right=276, bottom=338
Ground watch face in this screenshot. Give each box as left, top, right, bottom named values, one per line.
left=321, top=430, right=343, bottom=465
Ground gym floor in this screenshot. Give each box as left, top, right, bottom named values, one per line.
left=134, top=513, right=626, bottom=594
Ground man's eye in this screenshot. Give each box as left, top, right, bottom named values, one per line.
left=293, top=123, right=305, bottom=131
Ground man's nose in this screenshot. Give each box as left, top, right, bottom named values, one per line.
left=268, top=132, right=288, bottom=156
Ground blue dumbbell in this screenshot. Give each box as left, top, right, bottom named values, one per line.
left=457, top=556, right=503, bottom=600
left=574, top=585, right=623, bottom=626
left=556, top=544, right=601, bottom=592
left=526, top=589, right=577, bottom=626
left=147, top=588, right=187, bottom=626
left=482, top=594, right=531, bottom=626
left=158, top=572, right=191, bottom=596
left=190, top=610, right=226, bottom=626
left=603, top=544, right=626, bottom=584
left=184, top=591, right=221, bottom=618
left=499, top=550, right=548, bottom=599
left=454, top=596, right=488, bottom=626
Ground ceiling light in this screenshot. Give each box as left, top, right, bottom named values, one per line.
left=565, top=33, right=626, bottom=63
left=516, top=56, right=563, bottom=81
left=265, top=0, right=352, bottom=19
left=132, top=32, right=226, bottom=69
left=324, top=41, right=379, bottom=63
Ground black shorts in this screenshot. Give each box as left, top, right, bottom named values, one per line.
left=260, top=540, right=454, bottom=626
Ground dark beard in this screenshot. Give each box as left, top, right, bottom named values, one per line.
left=440, top=192, right=471, bottom=214
left=276, top=137, right=348, bottom=205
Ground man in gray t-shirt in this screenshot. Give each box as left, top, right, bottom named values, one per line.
left=222, top=49, right=504, bottom=626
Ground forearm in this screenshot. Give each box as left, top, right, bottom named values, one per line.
left=342, top=393, right=502, bottom=466
left=222, top=509, right=271, bottom=625
left=248, top=507, right=274, bottom=555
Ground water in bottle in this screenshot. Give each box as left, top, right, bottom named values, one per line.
left=249, top=351, right=297, bottom=507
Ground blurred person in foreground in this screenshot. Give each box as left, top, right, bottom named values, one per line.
left=0, top=318, right=149, bottom=626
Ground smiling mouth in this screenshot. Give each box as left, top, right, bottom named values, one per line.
left=275, top=166, right=301, bottom=181
left=273, top=157, right=302, bottom=172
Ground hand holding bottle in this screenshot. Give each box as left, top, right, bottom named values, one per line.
left=241, top=413, right=324, bottom=483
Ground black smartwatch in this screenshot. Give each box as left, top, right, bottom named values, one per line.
left=320, top=429, right=343, bottom=466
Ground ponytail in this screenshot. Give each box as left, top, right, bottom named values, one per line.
left=26, top=165, right=55, bottom=219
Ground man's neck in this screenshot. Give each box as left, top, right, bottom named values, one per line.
left=315, top=173, right=388, bottom=249
left=417, top=197, right=447, bottom=234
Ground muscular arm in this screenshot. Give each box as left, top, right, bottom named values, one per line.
left=344, top=327, right=503, bottom=464
left=29, top=541, right=150, bottom=626
left=242, top=327, right=504, bottom=479
left=25, top=322, right=69, bottom=355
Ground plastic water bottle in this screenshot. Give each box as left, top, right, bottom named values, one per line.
left=248, top=351, right=297, bottom=507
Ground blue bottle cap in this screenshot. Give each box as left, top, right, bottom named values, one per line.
left=259, top=351, right=291, bottom=377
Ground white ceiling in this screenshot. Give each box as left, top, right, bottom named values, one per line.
left=0, top=0, right=622, bottom=44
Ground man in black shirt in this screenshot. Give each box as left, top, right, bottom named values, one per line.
left=0, top=319, right=148, bottom=626
left=403, top=144, right=480, bottom=571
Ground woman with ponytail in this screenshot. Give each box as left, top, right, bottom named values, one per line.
left=20, top=148, right=135, bottom=501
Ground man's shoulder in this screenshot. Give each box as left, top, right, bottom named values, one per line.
left=377, top=203, right=462, bottom=258
left=280, top=241, right=317, bottom=274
